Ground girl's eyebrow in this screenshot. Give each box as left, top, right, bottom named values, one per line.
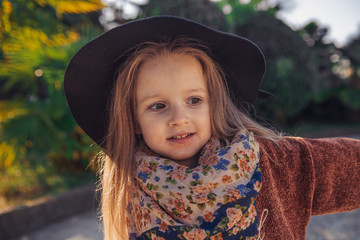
left=138, top=93, right=163, bottom=105
left=138, top=88, right=207, bottom=105
left=185, top=88, right=207, bottom=94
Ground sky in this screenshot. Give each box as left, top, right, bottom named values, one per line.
left=276, top=0, right=360, bottom=47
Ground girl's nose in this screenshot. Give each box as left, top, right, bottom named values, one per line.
left=168, top=105, right=190, bottom=127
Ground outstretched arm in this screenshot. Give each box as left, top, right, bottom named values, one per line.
left=257, top=136, right=360, bottom=239
left=302, top=137, right=360, bottom=215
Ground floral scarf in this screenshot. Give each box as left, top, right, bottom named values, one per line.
left=127, top=131, right=262, bottom=240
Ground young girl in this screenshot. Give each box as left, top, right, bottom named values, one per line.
left=64, top=16, right=360, bottom=240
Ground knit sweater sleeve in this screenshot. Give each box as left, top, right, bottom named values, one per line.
left=300, top=137, right=360, bottom=215
left=256, top=136, right=360, bottom=240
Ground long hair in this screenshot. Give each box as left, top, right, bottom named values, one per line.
left=98, top=37, right=280, bottom=239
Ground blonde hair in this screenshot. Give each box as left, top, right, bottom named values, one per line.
left=98, top=37, right=280, bottom=239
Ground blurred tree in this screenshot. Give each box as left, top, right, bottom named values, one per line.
left=297, top=22, right=344, bottom=93
left=300, top=21, right=328, bottom=48
left=222, top=2, right=315, bottom=124
left=139, top=0, right=226, bottom=30
left=339, top=32, right=360, bottom=117
left=293, top=21, right=359, bottom=123
left=0, top=0, right=104, bottom=172
left=227, top=2, right=352, bottom=125
left=99, top=0, right=226, bottom=30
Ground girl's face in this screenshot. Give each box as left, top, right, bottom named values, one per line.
left=135, top=53, right=212, bottom=168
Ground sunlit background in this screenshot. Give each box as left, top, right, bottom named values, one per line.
left=100, top=0, right=360, bottom=46
left=0, top=1, right=360, bottom=239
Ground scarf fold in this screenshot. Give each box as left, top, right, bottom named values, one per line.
left=127, top=131, right=262, bottom=240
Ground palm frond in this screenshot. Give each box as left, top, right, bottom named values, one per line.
left=0, top=25, right=100, bottom=166
left=0, top=26, right=82, bottom=95
left=3, top=27, right=80, bottom=53
left=35, top=0, right=105, bottom=15
left=0, top=100, right=64, bottom=152
left=0, top=141, right=19, bottom=169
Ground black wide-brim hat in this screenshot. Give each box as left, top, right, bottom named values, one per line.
left=64, top=15, right=269, bottom=148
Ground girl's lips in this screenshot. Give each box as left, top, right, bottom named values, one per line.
left=168, top=133, right=195, bottom=143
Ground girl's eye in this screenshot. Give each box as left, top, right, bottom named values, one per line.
left=149, top=103, right=166, bottom=110
left=187, top=97, right=202, bottom=105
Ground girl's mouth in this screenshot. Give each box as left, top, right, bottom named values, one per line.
left=171, top=133, right=193, bottom=139
left=168, top=133, right=195, bottom=142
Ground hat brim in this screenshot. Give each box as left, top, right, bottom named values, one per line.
left=64, top=15, right=266, bottom=148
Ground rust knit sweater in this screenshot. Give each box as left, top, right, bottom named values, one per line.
left=256, top=137, right=360, bottom=239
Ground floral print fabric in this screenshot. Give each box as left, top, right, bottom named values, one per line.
left=127, top=131, right=262, bottom=239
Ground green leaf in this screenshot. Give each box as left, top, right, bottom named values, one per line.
left=185, top=206, right=193, bottom=214
left=156, top=192, right=163, bottom=199
left=223, top=194, right=229, bottom=204
left=186, top=195, right=193, bottom=201
left=197, top=203, right=206, bottom=211
left=190, top=181, right=198, bottom=186
left=207, top=192, right=216, bottom=201
left=165, top=177, right=177, bottom=184
left=230, top=164, right=239, bottom=171
left=146, top=183, right=158, bottom=191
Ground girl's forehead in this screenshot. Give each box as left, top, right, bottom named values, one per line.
left=137, top=53, right=203, bottom=81
left=135, top=54, right=207, bottom=101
